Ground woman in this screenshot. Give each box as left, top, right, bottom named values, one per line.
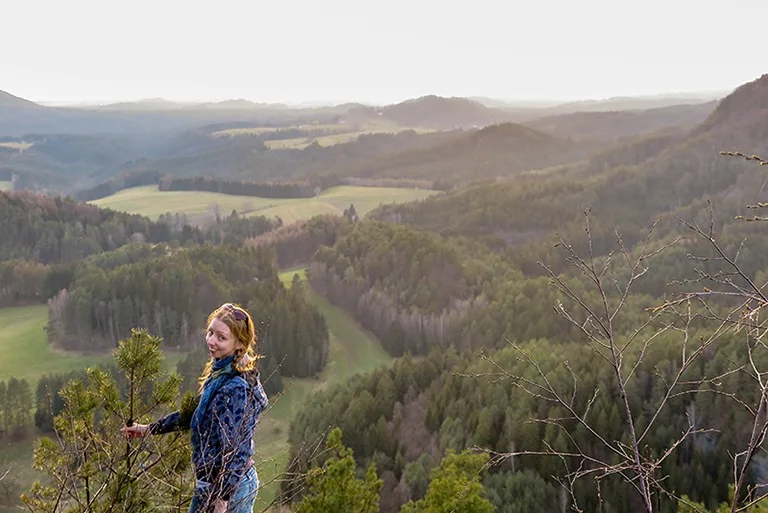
left=121, top=303, right=269, bottom=513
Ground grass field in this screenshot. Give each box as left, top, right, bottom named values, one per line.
left=0, top=305, right=185, bottom=390
left=252, top=268, right=392, bottom=510
left=211, top=123, right=345, bottom=138
left=0, top=305, right=112, bottom=390
left=91, top=184, right=438, bottom=225
left=212, top=121, right=433, bottom=150
left=0, top=142, right=32, bottom=151
left=265, top=126, right=434, bottom=150
left=0, top=181, right=10, bottom=191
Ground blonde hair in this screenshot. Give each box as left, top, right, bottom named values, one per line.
left=198, top=302, right=263, bottom=393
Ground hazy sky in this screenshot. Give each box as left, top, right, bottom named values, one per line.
left=2, top=0, right=766, bottom=105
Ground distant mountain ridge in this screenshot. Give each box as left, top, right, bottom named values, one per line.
left=366, top=73, right=768, bottom=244
left=524, top=101, right=718, bottom=143
left=324, top=122, right=592, bottom=184
left=347, top=95, right=520, bottom=130
left=0, top=89, right=41, bottom=109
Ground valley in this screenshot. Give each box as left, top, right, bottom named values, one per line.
left=252, top=269, right=392, bottom=509
left=2, top=70, right=768, bottom=513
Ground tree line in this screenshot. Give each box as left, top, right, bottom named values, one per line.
left=246, top=214, right=352, bottom=269
left=0, top=192, right=279, bottom=307
left=46, top=243, right=329, bottom=379
left=0, top=377, right=33, bottom=440
left=159, top=174, right=343, bottom=198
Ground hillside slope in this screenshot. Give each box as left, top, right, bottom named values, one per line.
left=330, top=122, right=591, bottom=184
left=0, top=89, right=41, bottom=109
left=348, top=95, right=519, bottom=129
left=370, top=73, right=768, bottom=260
left=524, top=101, right=717, bottom=142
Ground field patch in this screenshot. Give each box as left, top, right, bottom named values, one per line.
left=0, top=142, right=32, bottom=151
left=0, top=181, right=10, bottom=191
left=0, top=305, right=112, bottom=389
left=265, top=125, right=435, bottom=150
left=210, top=121, right=434, bottom=150
left=211, top=123, right=346, bottom=138
left=91, top=184, right=438, bottom=225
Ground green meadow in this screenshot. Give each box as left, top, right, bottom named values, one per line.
left=0, top=305, right=185, bottom=390
left=213, top=121, right=434, bottom=150
left=0, top=142, right=32, bottom=151
left=0, top=181, right=10, bottom=191
left=0, top=305, right=112, bottom=390
left=212, top=123, right=345, bottom=138
left=91, top=184, right=438, bottom=224
left=265, top=127, right=435, bottom=150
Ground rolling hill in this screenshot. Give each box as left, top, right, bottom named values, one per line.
left=328, top=122, right=595, bottom=184
left=0, top=85, right=740, bottom=197
left=369, top=73, right=768, bottom=251
left=524, top=101, right=717, bottom=143
left=348, top=95, right=519, bottom=129
left=0, top=89, right=41, bottom=109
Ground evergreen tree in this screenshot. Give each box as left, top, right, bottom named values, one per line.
left=22, top=329, right=193, bottom=512
left=296, top=427, right=383, bottom=513
left=400, top=449, right=494, bottom=513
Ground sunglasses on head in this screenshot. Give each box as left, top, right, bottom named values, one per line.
left=221, top=303, right=248, bottom=322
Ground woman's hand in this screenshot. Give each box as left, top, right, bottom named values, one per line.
left=120, top=423, right=149, bottom=439
left=213, top=499, right=228, bottom=513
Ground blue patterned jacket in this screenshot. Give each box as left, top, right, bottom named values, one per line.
left=149, top=368, right=269, bottom=500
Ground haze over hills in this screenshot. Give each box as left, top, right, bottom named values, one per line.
left=347, top=95, right=519, bottom=130
left=0, top=83, right=733, bottom=198
left=0, top=87, right=727, bottom=136
left=524, top=101, right=718, bottom=143
left=370, top=73, right=768, bottom=248
left=470, top=91, right=726, bottom=117
left=0, top=89, right=41, bottom=109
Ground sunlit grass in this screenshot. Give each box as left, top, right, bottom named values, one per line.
left=0, top=141, right=32, bottom=151
left=91, top=184, right=438, bottom=225
left=252, top=269, right=392, bottom=510
left=212, top=123, right=346, bottom=138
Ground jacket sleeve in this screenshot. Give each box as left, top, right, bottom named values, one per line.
left=212, top=379, right=268, bottom=501
left=148, top=410, right=190, bottom=435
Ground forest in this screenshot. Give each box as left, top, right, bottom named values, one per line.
left=276, top=75, right=768, bottom=513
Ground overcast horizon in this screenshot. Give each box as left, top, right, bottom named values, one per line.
left=2, top=0, right=766, bottom=106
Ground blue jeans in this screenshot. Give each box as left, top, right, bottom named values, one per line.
left=189, top=467, right=259, bottom=513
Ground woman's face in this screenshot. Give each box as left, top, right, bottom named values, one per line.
left=206, top=317, right=238, bottom=359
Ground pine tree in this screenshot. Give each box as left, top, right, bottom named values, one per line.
left=296, top=427, right=383, bottom=513
left=400, top=449, right=494, bottom=513
left=21, top=329, right=193, bottom=513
